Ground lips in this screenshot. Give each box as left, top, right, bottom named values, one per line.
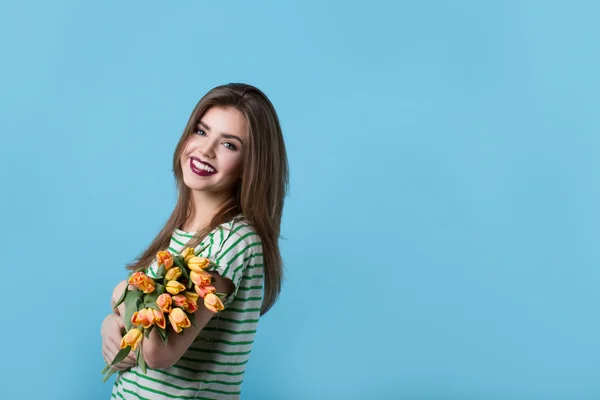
left=189, top=156, right=217, bottom=177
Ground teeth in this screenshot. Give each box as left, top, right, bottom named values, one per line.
left=192, top=159, right=215, bottom=173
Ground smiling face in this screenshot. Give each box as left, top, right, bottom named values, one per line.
left=179, top=106, right=249, bottom=197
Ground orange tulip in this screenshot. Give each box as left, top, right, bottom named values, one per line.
left=156, top=293, right=172, bottom=314
left=166, top=280, right=186, bottom=295
left=165, top=267, right=182, bottom=281
left=156, top=251, right=174, bottom=270
left=168, top=308, right=191, bottom=333
left=188, top=256, right=210, bottom=273
left=131, top=308, right=154, bottom=329
left=129, top=272, right=155, bottom=294
left=190, top=270, right=212, bottom=286
left=172, top=294, right=188, bottom=309
left=172, top=294, right=198, bottom=313
left=204, top=293, right=224, bottom=313
left=195, top=284, right=216, bottom=298
left=152, top=309, right=166, bottom=329
left=120, top=328, right=143, bottom=351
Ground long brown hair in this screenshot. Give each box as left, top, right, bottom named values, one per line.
left=127, top=83, right=289, bottom=315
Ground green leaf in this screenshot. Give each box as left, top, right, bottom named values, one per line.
left=173, top=256, right=185, bottom=268
left=113, top=285, right=128, bottom=310
left=123, top=290, right=143, bottom=331
left=144, top=291, right=159, bottom=306
left=102, top=367, right=118, bottom=383
left=136, top=346, right=147, bottom=374
left=143, top=325, right=153, bottom=339
left=157, top=326, right=168, bottom=345
left=188, top=312, right=197, bottom=328
left=146, top=302, right=161, bottom=312
left=155, top=282, right=165, bottom=296
left=156, top=265, right=166, bottom=279
left=110, top=346, right=132, bottom=366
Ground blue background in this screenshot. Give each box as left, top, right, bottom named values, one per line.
left=1, top=1, right=599, bottom=399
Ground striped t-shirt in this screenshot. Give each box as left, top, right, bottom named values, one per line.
left=112, top=217, right=264, bottom=399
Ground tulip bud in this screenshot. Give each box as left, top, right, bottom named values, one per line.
left=166, top=280, right=186, bottom=295
left=190, top=270, right=212, bottom=286
left=156, top=293, right=172, bottom=314
left=129, top=272, right=155, bottom=294
left=156, top=250, right=174, bottom=270
left=168, top=307, right=191, bottom=333
left=165, top=267, right=182, bottom=281
left=120, top=328, right=143, bottom=351
left=194, top=284, right=216, bottom=299
left=187, top=257, right=210, bottom=273
left=204, top=293, right=225, bottom=313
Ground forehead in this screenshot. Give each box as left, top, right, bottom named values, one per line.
left=199, top=106, right=249, bottom=139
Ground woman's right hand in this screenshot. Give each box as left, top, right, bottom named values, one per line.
left=101, top=313, right=136, bottom=370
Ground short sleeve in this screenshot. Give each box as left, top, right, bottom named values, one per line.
left=198, top=220, right=262, bottom=307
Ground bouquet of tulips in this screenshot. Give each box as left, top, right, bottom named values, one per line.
left=102, top=246, right=225, bottom=382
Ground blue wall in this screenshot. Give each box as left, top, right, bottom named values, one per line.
left=1, top=1, right=598, bottom=398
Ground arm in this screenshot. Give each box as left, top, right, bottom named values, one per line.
left=142, top=272, right=235, bottom=369
left=102, top=280, right=136, bottom=370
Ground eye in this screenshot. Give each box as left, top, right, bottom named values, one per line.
left=195, top=129, right=207, bottom=136
left=223, top=142, right=237, bottom=151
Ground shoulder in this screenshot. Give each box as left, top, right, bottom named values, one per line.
left=218, top=215, right=262, bottom=247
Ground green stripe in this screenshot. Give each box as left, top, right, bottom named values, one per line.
left=111, top=393, right=117, bottom=399
left=223, top=242, right=261, bottom=277
left=132, top=369, right=242, bottom=388
left=116, top=391, right=125, bottom=399
left=216, top=316, right=259, bottom=325
left=203, top=387, right=241, bottom=396
left=242, top=274, right=264, bottom=280
left=188, top=347, right=252, bottom=356
left=172, top=364, right=245, bottom=376
left=168, top=246, right=179, bottom=254
left=174, top=231, right=195, bottom=239
left=203, top=326, right=257, bottom=335
left=122, top=388, right=146, bottom=399
left=180, top=356, right=249, bottom=366
left=225, top=307, right=261, bottom=313
left=122, top=375, right=218, bottom=399
left=171, top=236, right=186, bottom=247
left=207, top=234, right=214, bottom=258
left=216, top=233, right=259, bottom=263
left=237, top=285, right=263, bottom=291
left=235, top=296, right=262, bottom=302
left=211, top=338, right=255, bottom=346
left=151, top=369, right=243, bottom=386
left=219, top=226, right=224, bottom=246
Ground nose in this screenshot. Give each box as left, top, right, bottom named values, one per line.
left=198, top=140, right=216, bottom=159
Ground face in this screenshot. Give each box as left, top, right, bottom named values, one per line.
left=180, top=106, right=249, bottom=196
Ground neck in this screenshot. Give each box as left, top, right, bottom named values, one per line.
left=183, top=190, right=232, bottom=232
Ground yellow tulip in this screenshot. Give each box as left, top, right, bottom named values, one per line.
left=166, top=280, right=186, bottom=295
left=165, top=267, right=182, bottom=281
left=190, top=270, right=212, bottom=286
left=181, top=247, right=194, bottom=261
left=156, top=250, right=174, bottom=270
left=168, top=307, right=191, bottom=333
left=120, top=328, right=143, bottom=351
left=128, top=272, right=155, bottom=294
left=156, top=293, right=172, bottom=314
left=187, top=257, right=210, bottom=273
left=204, top=293, right=224, bottom=313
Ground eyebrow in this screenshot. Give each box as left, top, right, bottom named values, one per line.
left=198, top=121, right=244, bottom=144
